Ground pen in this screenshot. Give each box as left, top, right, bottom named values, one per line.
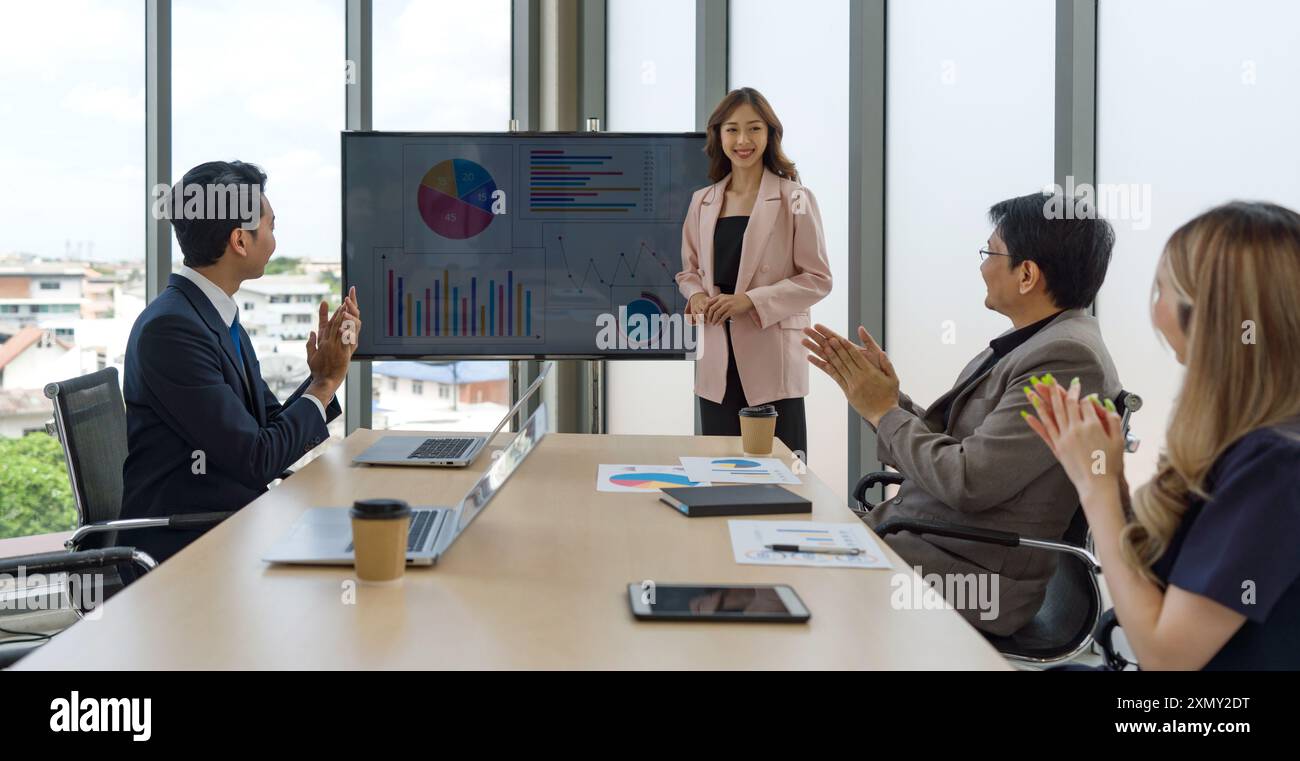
left=766, top=544, right=862, bottom=556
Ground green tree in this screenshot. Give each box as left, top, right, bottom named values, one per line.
left=265, top=256, right=303, bottom=276
left=0, top=433, right=78, bottom=540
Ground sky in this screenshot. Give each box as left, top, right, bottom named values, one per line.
left=0, top=0, right=510, bottom=263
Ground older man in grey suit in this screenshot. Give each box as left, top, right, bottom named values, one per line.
left=805, top=192, right=1119, bottom=636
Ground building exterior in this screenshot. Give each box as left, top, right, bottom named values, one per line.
left=372, top=361, right=510, bottom=430
left=0, top=327, right=83, bottom=438
left=0, top=265, right=86, bottom=341
left=235, top=276, right=333, bottom=352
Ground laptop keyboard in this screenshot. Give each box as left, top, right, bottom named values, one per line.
left=346, top=510, right=438, bottom=553
left=407, top=510, right=437, bottom=551
left=408, top=437, right=475, bottom=460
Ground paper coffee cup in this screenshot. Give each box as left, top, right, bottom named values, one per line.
left=738, top=404, right=778, bottom=455
left=350, top=498, right=411, bottom=583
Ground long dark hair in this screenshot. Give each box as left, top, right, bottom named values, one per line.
left=704, top=87, right=798, bottom=183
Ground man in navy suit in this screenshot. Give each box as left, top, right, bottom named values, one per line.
left=122, top=160, right=361, bottom=562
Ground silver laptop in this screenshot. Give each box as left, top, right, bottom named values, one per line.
left=264, top=402, right=548, bottom=567
left=353, top=361, right=552, bottom=467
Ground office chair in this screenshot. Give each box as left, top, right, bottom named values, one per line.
left=853, top=390, right=1143, bottom=667
left=0, top=547, right=157, bottom=668
left=44, top=368, right=233, bottom=552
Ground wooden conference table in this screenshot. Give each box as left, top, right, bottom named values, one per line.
left=16, top=431, right=1009, bottom=670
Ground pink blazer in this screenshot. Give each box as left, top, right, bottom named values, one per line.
left=676, top=168, right=833, bottom=405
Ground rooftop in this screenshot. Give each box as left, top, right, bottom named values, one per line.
left=0, top=326, right=73, bottom=371
left=373, top=361, right=510, bottom=384
left=238, top=276, right=333, bottom=296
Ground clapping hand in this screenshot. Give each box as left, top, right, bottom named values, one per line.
left=1021, top=375, right=1125, bottom=504
left=802, top=323, right=900, bottom=426
left=306, top=286, right=363, bottom=399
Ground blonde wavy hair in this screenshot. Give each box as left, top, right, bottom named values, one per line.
left=1123, top=201, right=1300, bottom=582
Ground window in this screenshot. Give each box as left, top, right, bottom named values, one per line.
left=1096, top=0, right=1300, bottom=484
left=173, top=0, right=346, bottom=455
left=372, top=0, right=510, bottom=131
left=368, top=0, right=513, bottom=433
left=732, top=0, right=851, bottom=492
left=0, top=0, right=143, bottom=540
left=885, top=0, right=1054, bottom=440
left=604, top=0, right=698, bottom=438
left=412, top=381, right=423, bottom=396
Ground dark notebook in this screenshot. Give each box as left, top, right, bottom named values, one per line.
left=658, top=484, right=811, bottom=517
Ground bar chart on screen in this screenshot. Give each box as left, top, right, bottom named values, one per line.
left=371, top=249, right=545, bottom=350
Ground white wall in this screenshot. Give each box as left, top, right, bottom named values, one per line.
left=885, top=0, right=1055, bottom=409
left=731, top=0, right=850, bottom=497
left=1096, top=0, right=1300, bottom=486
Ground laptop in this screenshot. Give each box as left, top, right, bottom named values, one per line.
left=264, top=402, right=548, bottom=567
left=353, top=361, right=552, bottom=467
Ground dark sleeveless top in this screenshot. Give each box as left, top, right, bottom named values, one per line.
left=712, top=216, right=748, bottom=294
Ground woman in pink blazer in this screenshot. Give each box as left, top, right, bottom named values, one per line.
left=676, top=87, right=832, bottom=459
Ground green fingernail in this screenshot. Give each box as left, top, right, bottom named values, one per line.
left=1043, top=373, right=1057, bottom=385
left=1030, top=376, right=1043, bottom=387
left=1087, top=392, right=1100, bottom=402
left=1020, top=410, right=1031, bottom=420
left=1104, top=398, right=1117, bottom=413
left=1071, top=377, right=1081, bottom=387
left=1022, top=385, right=1033, bottom=398
left=1030, top=395, right=1041, bottom=407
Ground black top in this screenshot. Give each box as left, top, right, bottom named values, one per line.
left=712, top=216, right=749, bottom=294
left=1150, top=418, right=1300, bottom=670
left=934, top=311, right=1062, bottom=429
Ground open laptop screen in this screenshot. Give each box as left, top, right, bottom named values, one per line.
left=448, top=401, right=549, bottom=542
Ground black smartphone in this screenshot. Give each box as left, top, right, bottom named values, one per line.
left=627, top=582, right=810, bottom=623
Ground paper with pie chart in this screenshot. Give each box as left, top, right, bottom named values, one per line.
left=596, top=464, right=710, bottom=493
left=728, top=521, right=892, bottom=569
left=679, top=457, right=801, bottom=485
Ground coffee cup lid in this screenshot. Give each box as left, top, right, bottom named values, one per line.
left=350, top=498, right=412, bottom=520
left=739, top=404, right=778, bottom=418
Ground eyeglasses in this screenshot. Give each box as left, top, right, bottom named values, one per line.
left=978, top=248, right=1011, bottom=262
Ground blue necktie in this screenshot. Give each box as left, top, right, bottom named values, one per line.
left=229, top=317, right=245, bottom=368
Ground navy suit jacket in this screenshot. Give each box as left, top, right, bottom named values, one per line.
left=121, top=273, right=341, bottom=562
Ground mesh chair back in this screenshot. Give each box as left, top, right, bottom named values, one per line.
left=44, top=368, right=128, bottom=549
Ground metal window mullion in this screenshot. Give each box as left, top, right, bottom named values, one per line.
left=345, top=0, right=373, bottom=434
left=145, top=0, right=171, bottom=303
left=849, top=1, right=886, bottom=504
left=692, top=0, right=727, bottom=435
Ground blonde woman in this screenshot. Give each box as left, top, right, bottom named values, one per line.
left=1024, top=201, right=1300, bottom=670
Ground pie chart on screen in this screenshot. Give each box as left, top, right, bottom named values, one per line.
left=417, top=159, right=497, bottom=239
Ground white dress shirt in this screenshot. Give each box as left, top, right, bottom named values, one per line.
left=175, top=265, right=329, bottom=421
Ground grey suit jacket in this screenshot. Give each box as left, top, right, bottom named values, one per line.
left=866, top=309, right=1120, bottom=636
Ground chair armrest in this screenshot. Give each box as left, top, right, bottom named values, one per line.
left=165, top=511, right=235, bottom=530
left=853, top=471, right=906, bottom=512
left=65, top=512, right=234, bottom=551
left=1095, top=608, right=1133, bottom=670
left=0, top=547, right=157, bottom=575
left=873, top=518, right=1102, bottom=572
left=874, top=518, right=1019, bottom=546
